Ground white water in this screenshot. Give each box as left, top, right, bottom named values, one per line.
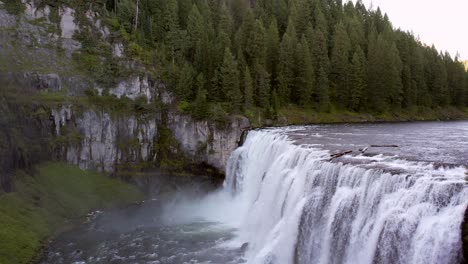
left=158, top=127, right=467, bottom=264
left=219, top=129, right=467, bottom=264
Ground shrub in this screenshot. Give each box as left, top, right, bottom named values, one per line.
left=3, top=0, right=25, bottom=15
left=177, top=100, right=191, bottom=113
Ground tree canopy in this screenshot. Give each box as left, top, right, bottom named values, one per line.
left=105, top=0, right=468, bottom=116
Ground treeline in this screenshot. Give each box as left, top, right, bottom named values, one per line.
left=103, top=0, right=468, bottom=117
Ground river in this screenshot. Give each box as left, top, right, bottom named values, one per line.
left=42, top=121, right=468, bottom=264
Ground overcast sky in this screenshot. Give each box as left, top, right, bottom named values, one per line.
left=352, top=0, right=468, bottom=60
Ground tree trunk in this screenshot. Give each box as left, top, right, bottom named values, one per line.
left=134, top=0, right=139, bottom=32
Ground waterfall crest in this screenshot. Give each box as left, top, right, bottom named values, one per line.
left=225, top=129, right=467, bottom=264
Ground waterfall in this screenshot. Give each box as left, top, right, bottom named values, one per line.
left=224, top=129, right=467, bottom=264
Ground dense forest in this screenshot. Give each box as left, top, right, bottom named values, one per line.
left=101, top=0, right=468, bottom=118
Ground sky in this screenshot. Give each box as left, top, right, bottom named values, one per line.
left=352, top=0, right=468, bottom=61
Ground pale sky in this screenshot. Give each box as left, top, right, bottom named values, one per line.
left=352, top=0, right=468, bottom=61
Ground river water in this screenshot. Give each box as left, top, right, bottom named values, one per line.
left=42, top=121, right=468, bottom=264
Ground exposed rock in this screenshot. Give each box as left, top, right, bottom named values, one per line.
left=23, top=0, right=49, bottom=19
left=0, top=72, right=92, bottom=95
left=113, top=43, right=124, bottom=58
left=0, top=8, right=16, bottom=28
left=110, top=75, right=154, bottom=102
left=60, top=7, right=77, bottom=39
left=166, top=112, right=250, bottom=172
left=51, top=105, right=72, bottom=135
left=51, top=108, right=158, bottom=172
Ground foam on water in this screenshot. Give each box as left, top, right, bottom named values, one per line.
left=219, top=129, right=467, bottom=264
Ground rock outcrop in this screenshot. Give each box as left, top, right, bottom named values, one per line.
left=0, top=0, right=250, bottom=178
left=51, top=105, right=158, bottom=172
left=167, top=113, right=249, bottom=172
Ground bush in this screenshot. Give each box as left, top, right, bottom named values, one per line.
left=3, top=0, right=25, bottom=15
left=129, top=42, right=143, bottom=58
left=84, top=88, right=98, bottom=97
left=104, top=17, right=121, bottom=31
left=177, top=100, right=191, bottom=113
left=209, top=103, right=229, bottom=126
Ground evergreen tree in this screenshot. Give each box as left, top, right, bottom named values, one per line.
left=384, top=42, right=403, bottom=109
left=240, top=9, right=256, bottom=63
left=348, top=47, right=366, bottom=110
left=367, top=32, right=387, bottom=112
left=243, top=66, right=254, bottom=110
left=193, top=87, right=209, bottom=119
left=432, top=58, right=449, bottom=106
left=295, top=35, right=314, bottom=106
left=105, top=0, right=468, bottom=120
left=276, top=20, right=297, bottom=105
left=311, top=28, right=330, bottom=106
left=330, top=22, right=351, bottom=106
left=251, top=20, right=267, bottom=65
left=271, top=89, right=280, bottom=119
left=266, top=19, right=280, bottom=87
left=317, top=66, right=331, bottom=111
left=221, top=48, right=241, bottom=112
left=187, top=5, right=204, bottom=60
left=293, top=0, right=311, bottom=36
left=254, top=63, right=271, bottom=108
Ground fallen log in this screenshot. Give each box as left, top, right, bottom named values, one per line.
left=328, top=151, right=353, bottom=161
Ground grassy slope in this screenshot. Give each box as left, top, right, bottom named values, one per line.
left=0, top=162, right=143, bottom=264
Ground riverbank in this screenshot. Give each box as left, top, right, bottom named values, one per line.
left=0, top=162, right=144, bottom=264
left=264, top=106, right=468, bottom=126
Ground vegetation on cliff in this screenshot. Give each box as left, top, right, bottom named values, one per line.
left=0, top=162, right=143, bottom=264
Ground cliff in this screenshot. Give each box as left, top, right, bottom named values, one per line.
left=0, top=0, right=249, bottom=189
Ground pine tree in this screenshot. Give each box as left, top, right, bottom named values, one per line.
left=367, top=32, right=387, bottom=112
left=231, top=0, right=248, bottom=27
left=432, top=58, right=449, bottom=107
left=193, top=87, right=209, bottom=119
left=187, top=5, right=204, bottom=59
left=254, top=63, right=271, bottom=108
left=243, top=66, right=254, bottom=110
left=385, top=42, right=403, bottom=109
left=311, top=28, right=330, bottom=107
left=271, top=89, right=280, bottom=119
left=240, top=9, right=256, bottom=64
left=276, top=20, right=297, bottom=105
left=106, top=0, right=468, bottom=116
left=295, top=0, right=311, bottom=35
left=266, top=19, right=280, bottom=87
left=348, top=46, right=366, bottom=111
left=317, top=66, right=331, bottom=112
left=251, top=20, right=267, bottom=65
left=330, top=22, right=351, bottom=107
left=295, top=35, right=314, bottom=106
left=177, top=0, right=192, bottom=28
left=221, top=48, right=241, bottom=112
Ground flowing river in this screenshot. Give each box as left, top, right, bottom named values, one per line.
left=42, top=121, right=468, bottom=264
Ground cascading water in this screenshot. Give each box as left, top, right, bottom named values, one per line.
left=224, top=128, right=467, bottom=264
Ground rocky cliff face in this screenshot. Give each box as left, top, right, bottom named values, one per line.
left=51, top=105, right=158, bottom=172
left=0, top=0, right=249, bottom=181
left=46, top=82, right=249, bottom=173
left=167, top=106, right=249, bottom=172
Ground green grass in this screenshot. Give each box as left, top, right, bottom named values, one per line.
left=272, top=105, right=468, bottom=126
left=0, top=162, right=143, bottom=264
